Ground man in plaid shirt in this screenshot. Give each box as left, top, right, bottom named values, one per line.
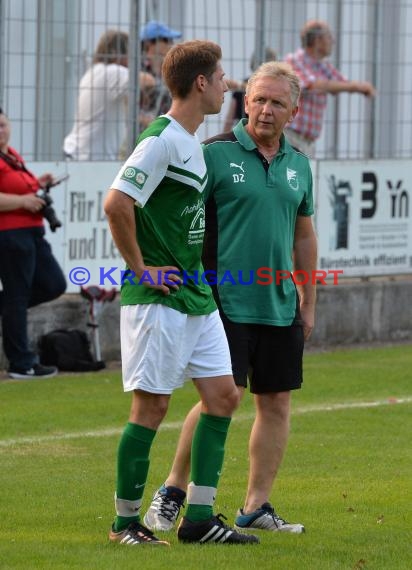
left=285, top=20, right=375, bottom=156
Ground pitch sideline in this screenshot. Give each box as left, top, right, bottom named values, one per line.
left=1, top=396, right=411, bottom=448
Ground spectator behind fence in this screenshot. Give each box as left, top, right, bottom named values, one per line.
left=63, top=29, right=155, bottom=161
left=284, top=19, right=376, bottom=156
left=139, top=20, right=182, bottom=130
left=138, top=21, right=243, bottom=135
left=223, top=47, right=277, bottom=132
left=0, top=109, right=66, bottom=379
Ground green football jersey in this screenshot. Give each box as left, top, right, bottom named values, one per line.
left=202, top=119, right=314, bottom=326
left=111, top=115, right=216, bottom=315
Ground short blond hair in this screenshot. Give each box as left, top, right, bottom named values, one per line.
left=246, top=61, right=300, bottom=107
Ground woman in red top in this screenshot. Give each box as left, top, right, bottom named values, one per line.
left=0, top=110, right=66, bottom=378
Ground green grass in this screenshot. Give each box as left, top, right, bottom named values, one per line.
left=0, top=345, right=411, bottom=569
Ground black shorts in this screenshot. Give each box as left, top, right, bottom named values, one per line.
left=219, top=309, right=304, bottom=394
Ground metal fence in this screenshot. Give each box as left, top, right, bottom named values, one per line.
left=0, top=0, right=411, bottom=161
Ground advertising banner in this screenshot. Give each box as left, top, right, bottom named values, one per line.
left=24, top=159, right=412, bottom=294
left=316, top=160, right=412, bottom=277
left=28, top=161, right=123, bottom=293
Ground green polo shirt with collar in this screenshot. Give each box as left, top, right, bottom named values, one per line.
left=202, top=119, right=314, bottom=326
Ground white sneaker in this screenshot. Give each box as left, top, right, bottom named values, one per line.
left=235, top=502, right=305, bottom=533
left=143, top=485, right=185, bottom=532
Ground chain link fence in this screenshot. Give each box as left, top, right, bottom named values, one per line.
left=0, top=0, right=411, bottom=161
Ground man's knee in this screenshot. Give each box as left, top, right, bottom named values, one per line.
left=150, top=400, right=169, bottom=425
left=130, top=392, right=170, bottom=429
left=227, top=383, right=241, bottom=413
left=198, top=376, right=240, bottom=416
left=215, top=381, right=240, bottom=416
left=255, top=390, right=291, bottom=419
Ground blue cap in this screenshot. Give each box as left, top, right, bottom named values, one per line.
left=140, top=20, right=182, bottom=41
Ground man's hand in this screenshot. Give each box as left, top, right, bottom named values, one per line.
left=300, top=302, right=315, bottom=340
left=356, top=81, right=376, bottom=97
left=137, top=265, right=182, bottom=295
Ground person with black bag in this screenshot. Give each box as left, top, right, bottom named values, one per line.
left=0, top=109, right=66, bottom=379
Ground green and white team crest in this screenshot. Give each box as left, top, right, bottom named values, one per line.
left=120, top=166, right=148, bottom=190
left=286, top=167, right=299, bottom=191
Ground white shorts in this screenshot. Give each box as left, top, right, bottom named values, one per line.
left=120, top=304, right=232, bottom=394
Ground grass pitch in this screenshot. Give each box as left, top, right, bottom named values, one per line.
left=0, top=345, right=411, bottom=569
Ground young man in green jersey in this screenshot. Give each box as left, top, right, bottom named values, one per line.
left=144, top=61, right=318, bottom=535
left=104, top=40, right=258, bottom=546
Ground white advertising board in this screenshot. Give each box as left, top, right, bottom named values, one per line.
left=25, top=159, right=412, bottom=294
left=28, top=161, right=124, bottom=293
left=315, top=160, right=412, bottom=277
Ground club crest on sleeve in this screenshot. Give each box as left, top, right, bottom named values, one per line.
left=120, top=166, right=148, bottom=190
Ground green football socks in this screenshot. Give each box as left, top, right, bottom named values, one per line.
left=113, top=422, right=156, bottom=532
left=185, top=413, right=231, bottom=522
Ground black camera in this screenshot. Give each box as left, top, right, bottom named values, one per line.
left=36, top=187, right=62, bottom=232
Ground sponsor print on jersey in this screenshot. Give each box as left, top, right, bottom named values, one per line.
left=287, top=167, right=299, bottom=191
left=181, top=199, right=205, bottom=245
left=120, top=166, right=148, bottom=191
